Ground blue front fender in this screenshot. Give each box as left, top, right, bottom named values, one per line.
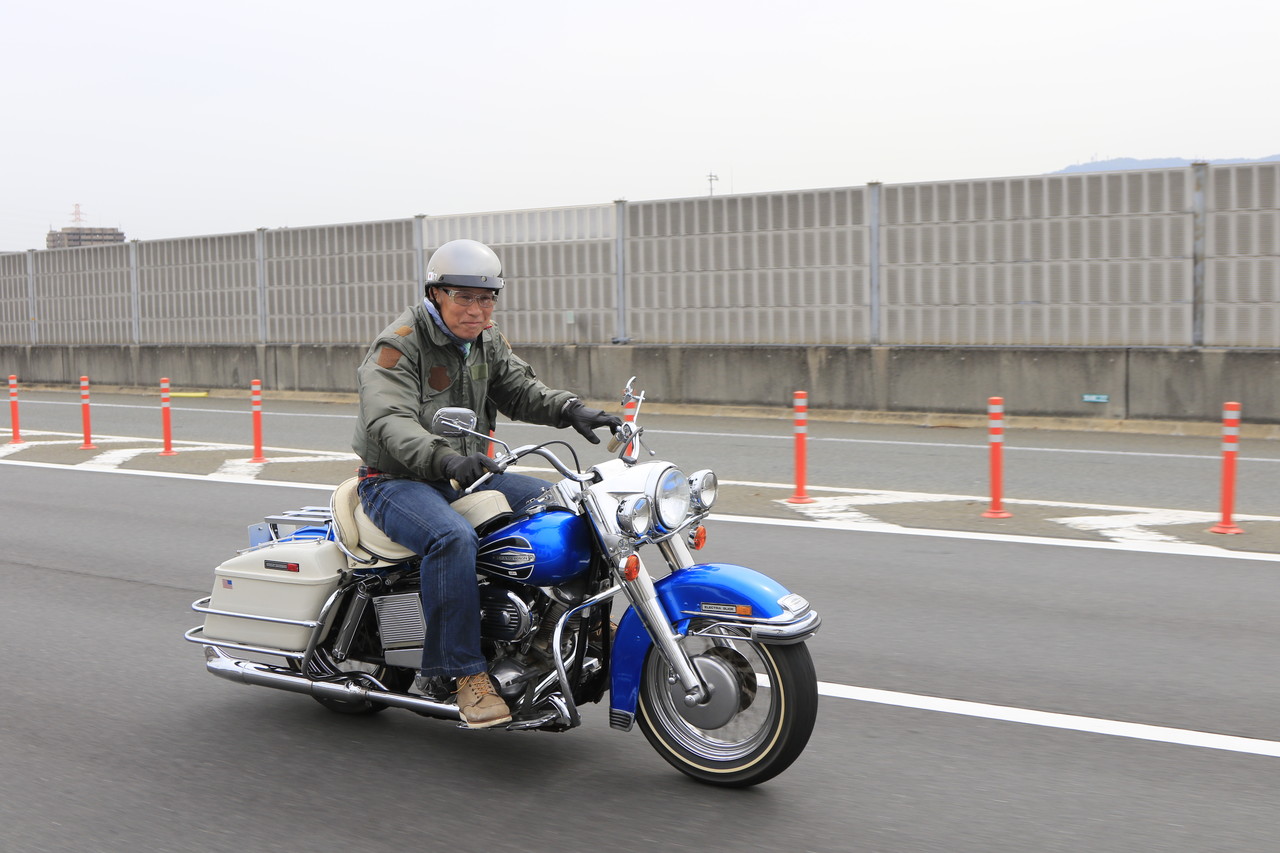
left=608, top=563, right=807, bottom=723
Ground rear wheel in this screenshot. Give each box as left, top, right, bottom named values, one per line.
left=637, top=621, right=818, bottom=787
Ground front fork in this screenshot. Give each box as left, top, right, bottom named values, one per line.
left=617, top=535, right=709, bottom=706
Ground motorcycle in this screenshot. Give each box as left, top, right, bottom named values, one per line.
left=185, top=379, right=820, bottom=787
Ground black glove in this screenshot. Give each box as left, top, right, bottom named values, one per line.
left=440, top=452, right=501, bottom=488
left=564, top=400, right=624, bottom=444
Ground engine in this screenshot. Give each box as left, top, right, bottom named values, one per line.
left=367, top=578, right=583, bottom=704
left=480, top=580, right=586, bottom=703
left=478, top=582, right=537, bottom=643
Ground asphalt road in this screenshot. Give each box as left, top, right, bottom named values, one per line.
left=3, top=389, right=1280, bottom=852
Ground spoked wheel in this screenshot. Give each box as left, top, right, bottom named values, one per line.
left=637, top=620, right=818, bottom=787
left=291, top=648, right=410, bottom=716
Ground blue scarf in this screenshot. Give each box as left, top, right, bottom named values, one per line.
left=423, top=297, right=473, bottom=357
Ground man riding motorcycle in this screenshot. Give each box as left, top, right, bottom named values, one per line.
left=351, top=238, right=621, bottom=727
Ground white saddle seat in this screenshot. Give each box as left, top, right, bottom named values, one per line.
left=330, top=478, right=418, bottom=568
left=329, top=478, right=514, bottom=569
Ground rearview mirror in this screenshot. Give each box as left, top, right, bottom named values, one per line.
left=431, top=407, right=478, bottom=437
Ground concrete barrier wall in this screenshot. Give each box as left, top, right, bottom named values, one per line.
left=2, top=344, right=1277, bottom=424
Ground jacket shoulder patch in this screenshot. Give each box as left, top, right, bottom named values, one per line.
left=395, top=325, right=413, bottom=337
left=376, top=346, right=404, bottom=369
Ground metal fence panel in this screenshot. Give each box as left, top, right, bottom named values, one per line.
left=138, top=232, right=259, bottom=344
left=879, top=169, right=1196, bottom=346
left=263, top=220, right=418, bottom=344
left=32, top=244, right=133, bottom=345
left=625, top=188, right=871, bottom=344
left=0, top=253, right=29, bottom=344
left=1206, top=163, right=1280, bottom=346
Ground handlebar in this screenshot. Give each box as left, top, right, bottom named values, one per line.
left=457, top=442, right=598, bottom=496
left=435, top=381, right=651, bottom=495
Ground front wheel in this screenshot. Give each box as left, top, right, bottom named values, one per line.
left=637, top=622, right=818, bottom=787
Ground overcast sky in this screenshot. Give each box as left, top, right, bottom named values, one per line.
left=2, top=0, right=1276, bottom=251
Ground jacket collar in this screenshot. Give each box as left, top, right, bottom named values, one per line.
left=415, top=300, right=491, bottom=355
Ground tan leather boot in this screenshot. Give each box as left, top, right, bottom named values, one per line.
left=455, top=673, right=512, bottom=729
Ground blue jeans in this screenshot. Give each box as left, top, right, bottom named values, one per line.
left=357, top=473, right=550, bottom=678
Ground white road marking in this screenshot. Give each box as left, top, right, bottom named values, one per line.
left=0, top=458, right=329, bottom=487
left=709, top=513, right=1280, bottom=562
left=5, top=453, right=1280, bottom=757
left=9, top=400, right=356, bottom=419
left=11, top=401, right=1280, bottom=462
left=758, top=485, right=1280, bottom=550
left=4, top=441, right=1277, bottom=556
left=17, top=447, right=1273, bottom=563
left=211, top=453, right=360, bottom=479
left=508, top=421, right=1280, bottom=463
left=818, top=682, right=1280, bottom=758
left=5, top=432, right=358, bottom=466
left=76, top=443, right=245, bottom=469
left=0, top=434, right=140, bottom=458
left=1047, top=509, right=1274, bottom=545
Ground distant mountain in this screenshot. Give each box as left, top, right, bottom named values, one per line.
left=1057, top=155, right=1280, bottom=173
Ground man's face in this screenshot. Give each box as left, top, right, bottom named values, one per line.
left=432, top=286, right=497, bottom=341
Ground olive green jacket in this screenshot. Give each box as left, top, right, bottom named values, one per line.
left=351, top=303, right=576, bottom=480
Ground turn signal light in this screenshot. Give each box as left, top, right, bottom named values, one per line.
left=623, top=555, right=641, bottom=581
left=689, top=525, right=707, bottom=550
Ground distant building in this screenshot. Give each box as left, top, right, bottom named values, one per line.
left=46, top=226, right=126, bottom=249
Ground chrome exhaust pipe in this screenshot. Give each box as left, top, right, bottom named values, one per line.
left=204, top=647, right=460, bottom=720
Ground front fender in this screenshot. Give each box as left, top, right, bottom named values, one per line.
left=608, top=563, right=817, bottom=727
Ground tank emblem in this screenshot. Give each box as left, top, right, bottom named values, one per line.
left=477, top=536, right=537, bottom=580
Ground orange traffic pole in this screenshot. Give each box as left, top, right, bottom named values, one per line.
left=78, top=376, right=97, bottom=450
left=1209, top=402, right=1244, bottom=535
left=159, top=377, right=177, bottom=456
left=7, top=375, right=22, bottom=444
left=250, top=379, right=267, bottom=463
left=786, top=391, right=814, bottom=504
left=982, top=396, right=1011, bottom=518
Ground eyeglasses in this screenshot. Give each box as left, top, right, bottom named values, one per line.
left=438, top=288, right=499, bottom=309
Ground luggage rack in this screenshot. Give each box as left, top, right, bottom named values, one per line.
left=249, top=506, right=334, bottom=548
left=185, top=581, right=347, bottom=665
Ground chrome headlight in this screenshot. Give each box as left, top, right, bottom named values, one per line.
left=616, top=494, right=652, bottom=537
left=688, top=469, right=717, bottom=511
left=653, top=466, right=691, bottom=531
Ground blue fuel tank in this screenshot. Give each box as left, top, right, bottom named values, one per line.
left=475, top=509, right=593, bottom=586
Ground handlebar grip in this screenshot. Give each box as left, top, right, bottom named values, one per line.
left=607, top=434, right=624, bottom=453
left=459, top=470, right=498, bottom=495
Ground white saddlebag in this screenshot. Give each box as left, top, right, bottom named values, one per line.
left=202, top=539, right=347, bottom=652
